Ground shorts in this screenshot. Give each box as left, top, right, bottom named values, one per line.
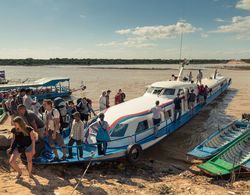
left=25, top=144, right=33, bottom=152
left=48, top=130, right=65, bottom=147
left=153, top=118, right=161, bottom=126
left=80, top=113, right=89, bottom=121
left=15, top=144, right=32, bottom=153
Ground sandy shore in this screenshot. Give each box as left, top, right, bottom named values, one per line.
left=0, top=156, right=249, bottom=195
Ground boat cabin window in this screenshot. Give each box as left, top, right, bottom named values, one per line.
left=136, top=120, right=149, bottom=134
left=146, top=87, right=164, bottom=95
left=110, top=124, right=128, bottom=137
left=162, top=88, right=176, bottom=96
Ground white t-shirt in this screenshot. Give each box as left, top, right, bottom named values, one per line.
left=23, top=95, right=33, bottom=110
left=151, top=106, right=163, bottom=119
left=45, top=109, right=60, bottom=133
left=99, top=95, right=106, bottom=111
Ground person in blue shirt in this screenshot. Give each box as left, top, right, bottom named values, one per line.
left=96, top=113, right=110, bottom=155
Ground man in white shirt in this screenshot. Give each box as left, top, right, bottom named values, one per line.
left=99, top=91, right=107, bottom=111
left=68, top=112, right=84, bottom=158
left=43, top=99, right=67, bottom=161
left=151, top=100, right=164, bottom=137
left=23, top=89, right=36, bottom=111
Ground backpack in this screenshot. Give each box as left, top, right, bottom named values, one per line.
left=53, top=97, right=70, bottom=130
left=96, top=121, right=110, bottom=142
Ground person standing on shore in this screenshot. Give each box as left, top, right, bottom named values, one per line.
left=43, top=99, right=67, bottom=161
left=16, top=88, right=26, bottom=105
left=96, top=113, right=110, bottom=155
left=99, top=91, right=107, bottom=111
left=120, top=89, right=126, bottom=103
left=106, top=90, right=111, bottom=108
left=17, top=104, right=45, bottom=138
left=115, top=90, right=121, bottom=105
left=196, top=69, right=203, bottom=85
left=68, top=112, right=84, bottom=159
left=23, top=89, right=36, bottom=111
left=151, top=100, right=164, bottom=137
left=7, top=117, right=36, bottom=178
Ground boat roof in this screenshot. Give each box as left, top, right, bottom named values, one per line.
left=0, top=77, right=69, bottom=90
left=150, top=80, right=196, bottom=88
left=104, top=95, right=173, bottom=129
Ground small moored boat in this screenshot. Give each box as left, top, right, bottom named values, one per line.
left=0, top=77, right=71, bottom=101
left=198, top=131, right=250, bottom=176
left=187, top=121, right=250, bottom=160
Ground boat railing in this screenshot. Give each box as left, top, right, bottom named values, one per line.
left=49, top=118, right=169, bottom=160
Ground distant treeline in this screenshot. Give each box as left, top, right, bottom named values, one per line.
left=0, top=58, right=249, bottom=65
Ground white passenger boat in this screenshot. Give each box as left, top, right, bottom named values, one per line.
left=33, top=63, right=232, bottom=165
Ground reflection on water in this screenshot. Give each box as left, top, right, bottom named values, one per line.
left=1, top=65, right=249, bottom=164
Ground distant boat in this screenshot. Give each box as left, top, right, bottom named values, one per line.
left=187, top=120, right=250, bottom=160
left=0, top=77, right=72, bottom=101
left=0, top=71, right=8, bottom=84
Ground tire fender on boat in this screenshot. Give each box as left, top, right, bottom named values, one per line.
left=126, top=144, right=142, bottom=163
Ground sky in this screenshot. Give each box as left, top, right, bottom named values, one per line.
left=0, top=0, right=249, bottom=59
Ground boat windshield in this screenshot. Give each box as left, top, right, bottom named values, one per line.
left=146, top=87, right=164, bottom=95
left=110, top=124, right=128, bottom=137
left=146, top=87, right=175, bottom=96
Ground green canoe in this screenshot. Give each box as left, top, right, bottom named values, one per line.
left=0, top=108, right=7, bottom=123
left=198, top=130, right=250, bottom=176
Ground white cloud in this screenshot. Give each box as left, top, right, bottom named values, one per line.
left=100, top=21, right=200, bottom=49
left=213, top=16, right=250, bottom=39
left=117, top=22, right=199, bottom=40
left=215, top=18, right=225, bottom=22
left=236, top=0, right=250, bottom=10
left=115, top=29, right=131, bottom=35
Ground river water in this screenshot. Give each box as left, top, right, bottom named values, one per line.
left=1, top=64, right=249, bottom=164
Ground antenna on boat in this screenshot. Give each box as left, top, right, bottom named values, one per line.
left=177, top=23, right=189, bottom=81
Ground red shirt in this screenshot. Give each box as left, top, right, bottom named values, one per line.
left=115, top=94, right=121, bottom=105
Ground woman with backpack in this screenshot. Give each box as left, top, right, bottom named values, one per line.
left=7, top=117, right=37, bottom=178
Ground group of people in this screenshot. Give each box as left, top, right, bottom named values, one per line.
left=4, top=88, right=111, bottom=179
left=99, top=89, right=126, bottom=111
left=171, top=69, right=203, bottom=84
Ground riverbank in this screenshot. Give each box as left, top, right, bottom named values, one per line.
left=0, top=154, right=249, bottom=195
